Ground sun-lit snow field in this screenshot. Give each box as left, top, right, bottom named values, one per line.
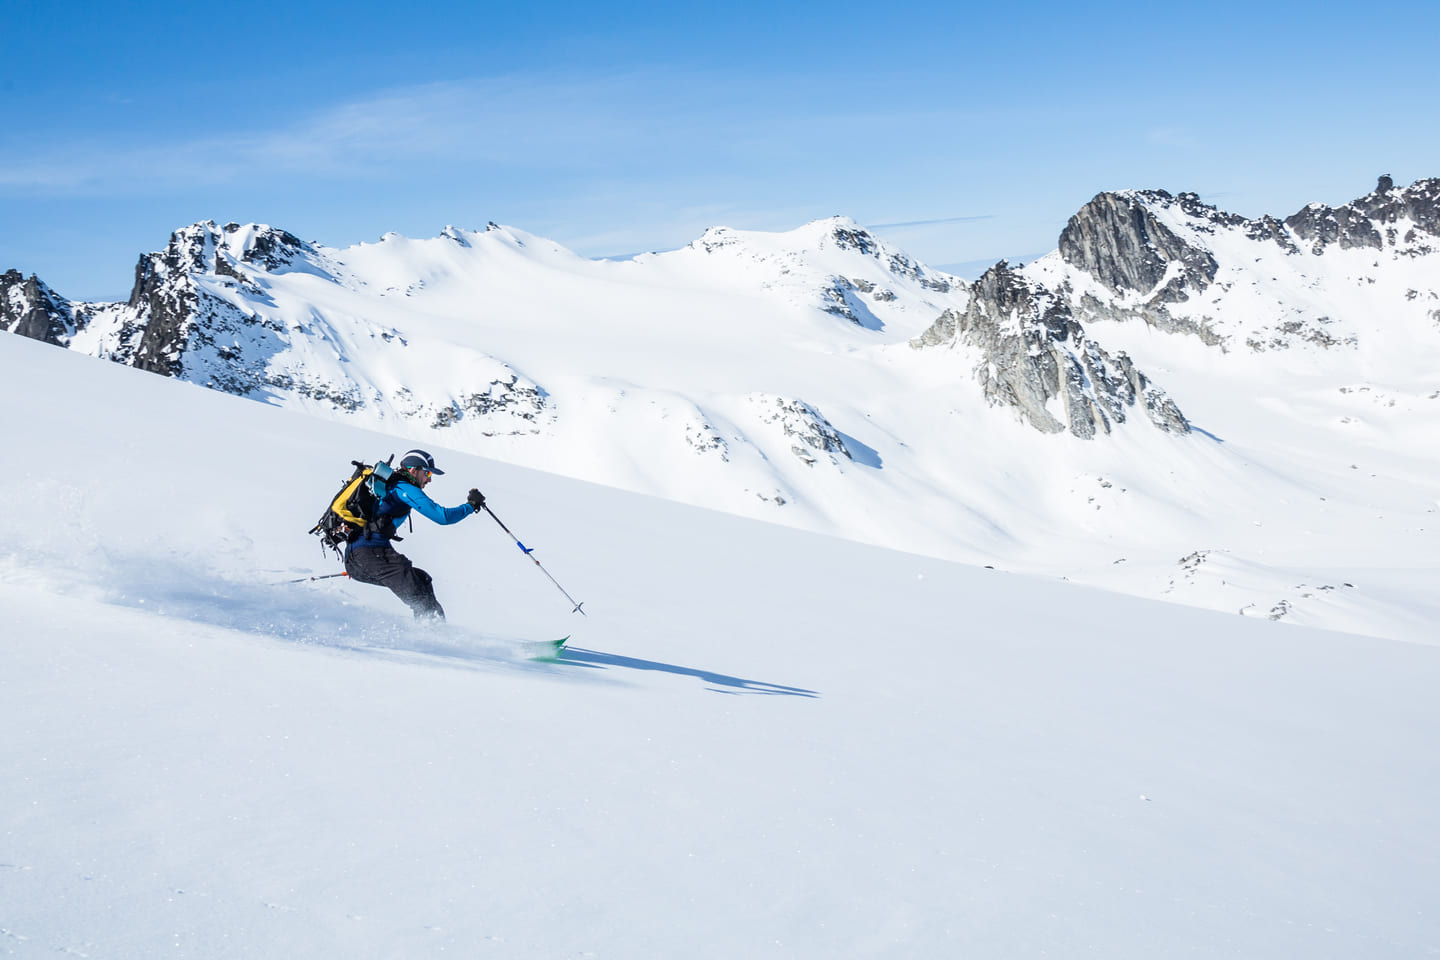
left=4, top=321, right=1440, bottom=956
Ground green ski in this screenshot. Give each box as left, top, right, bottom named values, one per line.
left=526, top=636, right=570, bottom=661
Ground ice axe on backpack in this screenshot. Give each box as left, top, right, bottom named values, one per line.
left=481, top=505, right=587, bottom=616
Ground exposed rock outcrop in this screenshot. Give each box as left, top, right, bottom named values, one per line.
left=0, top=270, right=77, bottom=345
left=432, top=375, right=548, bottom=434
left=1023, top=176, right=1440, bottom=355
left=1058, top=191, right=1219, bottom=301
left=749, top=395, right=855, bottom=466
left=1285, top=176, right=1440, bottom=254
left=1, top=220, right=557, bottom=437
left=827, top=222, right=955, bottom=294
left=911, top=262, right=1189, bottom=438
left=690, top=217, right=962, bottom=331
left=122, top=221, right=310, bottom=377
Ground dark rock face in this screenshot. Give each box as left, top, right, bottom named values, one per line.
left=1243, top=214, right=1300, bottom=253
left=1071, top=291, right=1225, bottom=347
left=1284, top=203, right=1383, bottom=253
left=1058, top=191, right=1219, bottom=300
left=750, top=395, right=854, bottom=466
left=128, top=242, right=199, bottom=376
left=120, top=221, right=315, bottom=379
left=912, top=262, right=1189, bottom=438
left=432, top=376, right=548, bottom=432
left=1040, top=176, right=1440, bottom=357
left=829, top=224, right=878, bottom=257
left=1284, top=176, right=1440, bottom=254
left=0, top=270, right=76, bottom=345
left=829, top=223, right=953, bottom=293
left=5, top=220, right=554, bottom=433
left=229, top=222, right=305, bottom=270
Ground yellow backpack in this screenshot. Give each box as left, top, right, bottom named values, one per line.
left=309, top=457, right=398, bottom=558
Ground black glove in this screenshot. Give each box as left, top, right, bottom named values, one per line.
left=467, top=488, right=486, bottom=512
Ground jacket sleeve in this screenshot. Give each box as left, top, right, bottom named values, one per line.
left=392, top=482, right=474, bottom=525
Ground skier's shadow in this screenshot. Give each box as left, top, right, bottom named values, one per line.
left=554, top=647, right=819, bottom=698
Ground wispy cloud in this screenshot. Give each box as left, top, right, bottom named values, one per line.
left=0, top=75, right=689, bottom=192
left=866, top=215, right=995, bottom=229
left=0, top=70, right=990, bottom=197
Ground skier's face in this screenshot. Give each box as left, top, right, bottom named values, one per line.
left=410, top=467, right=432, bottom=488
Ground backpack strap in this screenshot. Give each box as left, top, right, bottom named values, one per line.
left=362, top=472, right=414, bottom=542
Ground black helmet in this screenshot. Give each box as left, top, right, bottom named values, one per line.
left=399, top=449, right=444, bottom=475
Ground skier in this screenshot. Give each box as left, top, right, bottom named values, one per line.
left=344, top=449, right=486, bottom=620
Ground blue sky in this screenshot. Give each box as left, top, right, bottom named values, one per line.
left=3, top=0, right=1437, bottom=299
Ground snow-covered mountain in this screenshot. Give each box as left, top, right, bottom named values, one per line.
left=4, top=176, right=1439, bottom=642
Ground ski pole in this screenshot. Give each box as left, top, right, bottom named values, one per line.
left=483, top=506, right=587, bottom=616
left=273, top=571, right=350, bottom=585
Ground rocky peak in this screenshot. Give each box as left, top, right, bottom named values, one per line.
left=1284, top=176, right=1440, bottom=253
left=1041, top=177, right=1440, bottom=354
left=128, top=223, right=213, bottom=304
left=1058, top=191, right=1219, bottom=301
left=441, top=225, right=472, bottom=247
left=823, top=218, right=881, bottom=256
left=821, top=218, right=956, bottom=293
left=122, top=223, right=243, bottom=376
left=132, top=221, right=309, bottom=284
left=911, top=261, right=1189, bottom=439
left=124, top=231, right=202, bottom=374
left=0, top=270, right=76, bottom=345
left=114, top=221, right=313, bottom=376
left=221, top=222, right=306, bottom=271
left=1284, top=198, right=1383, bottom=253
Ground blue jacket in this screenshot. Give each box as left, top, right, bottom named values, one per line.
left=349, top=480, right=474, bottom=550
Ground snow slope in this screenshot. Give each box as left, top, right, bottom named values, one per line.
left=4, top=321, right=1440, bottom=957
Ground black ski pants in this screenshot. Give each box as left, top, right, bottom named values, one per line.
left=344, top=543, right=445, bottom=620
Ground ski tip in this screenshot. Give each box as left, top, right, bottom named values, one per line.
left=527, top=637, right=570, bottom=662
